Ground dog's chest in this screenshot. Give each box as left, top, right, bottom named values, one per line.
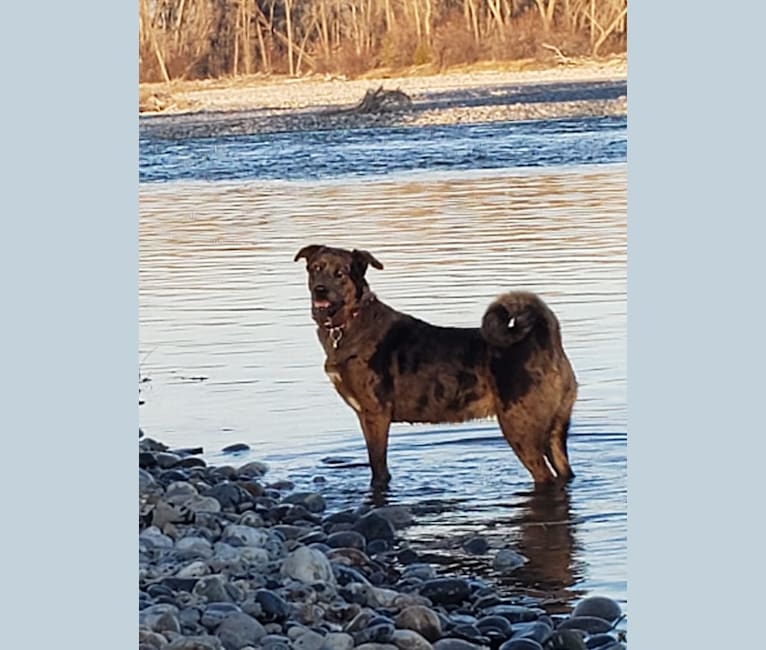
left=324, top=362, right=363, bottom=413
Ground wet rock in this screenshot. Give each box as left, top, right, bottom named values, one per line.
left=281, top=546, right=335, bottom=584
left=492, top=549, right=526, bottom=573
left=397, top=548, right=420, bottom=565
left=355, top=645, right=398, bottom=650
left=156, top=452, right=183, bottom=468
left=140, top=452, right=158, bottom=469
left=237, top=461, right=269, bottom=477
left=327, top=530, right=367, bottom=551
left=498, top=640, right=542, bottom=650
left=222, top=443, right=250, bottom=453
left=475, top=616, right=512, bottom=640
left=176, top=456, right=208, bottom=469
left=396, top=606, right=443, bottom=642
left=462, top=536, right=489, bottom=555
left=204, top=482, right=248, bottom=510
left=216, top=612, right=266, bottom=650
left=556, top=617, right=612, bottom=635
left=284, top=491, right=327, bottom=513
left=367, top=538, right=391, bottom=554
left=254, top=589, right=290, bottom=622
left=353, top=511, right=396, bottom=542
left=483, top=605, right=542, bottom=624
left=392, top=629, right=434, bottom=650
left=584, top=634, right=619, bottom=649
left=419, top=578, right=471, bottom=605
left=402, top=564, right=436, bottom=581
left=572, top=597, right=622, bottom=624
left=374, top=505, right=415, bottom=528
left=546, top=630, right=587, bottom=649
left=509, top=620, right=552, bottom=644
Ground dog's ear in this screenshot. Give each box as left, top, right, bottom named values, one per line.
left=351, top=249, right=384, bottom=274
left=294, top=244, right=324, bottom=263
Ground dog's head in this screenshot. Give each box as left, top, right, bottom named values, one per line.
left=294, top=244, right=383, bottom=326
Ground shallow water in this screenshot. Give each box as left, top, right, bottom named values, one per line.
left=140, top=114, right=627, bottom=614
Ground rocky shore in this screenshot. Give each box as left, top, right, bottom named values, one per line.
left=139, top=435, right=627, bottom=650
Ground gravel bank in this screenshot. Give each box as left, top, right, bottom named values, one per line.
left=139, top=435, right=627, bottom=650
left=139, top=59, right=626, bottom=140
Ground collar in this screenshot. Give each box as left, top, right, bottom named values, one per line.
left=322, top=293, right=376, bottom=349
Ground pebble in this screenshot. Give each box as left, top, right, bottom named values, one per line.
left=137, top=433, right=628, bottom=649
left=492, top=549, right=526, bottom=573
left=222, top=443, right=251, bottom=453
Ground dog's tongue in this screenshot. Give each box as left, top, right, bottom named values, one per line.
left=313, top=299, right=331, bottom=309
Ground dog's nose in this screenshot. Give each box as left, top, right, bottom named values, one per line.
left=314, top=285, right=328, bottom=298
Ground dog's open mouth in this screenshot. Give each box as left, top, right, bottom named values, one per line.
left=311, top=299, right=342, bottom=321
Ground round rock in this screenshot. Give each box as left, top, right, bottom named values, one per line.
left=254, top=589, right=290, bottom=622
left=492, top=549, right=526, bottom=573
left=396, top=606, right=443, bottom=642
left=281, top=546, right=335, bottom=584
left=432, top=640, right=486, bottom=650
left=352, top=511, right=396, bottom=542
left=327, top=530, right=367, bottom=551
left=499, top=640, right=542, bottom=650
left=462, top=536, right=489, bottom=555
left=392, top=629, right=434, bottom=650
left=419, top=578, right=471, bottom=605
left=572, top=597, right=622, bottom=624
left=216, top=612, right=266, bottom=650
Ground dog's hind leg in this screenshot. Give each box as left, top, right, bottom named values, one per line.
left=545, top=415, right=574, bottom=482
left=495, top=410, right=557, bottom=486
left=358, top=412, right=393, bottom=488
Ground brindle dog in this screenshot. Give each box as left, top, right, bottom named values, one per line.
left=294, top=244, right=577, bottom=489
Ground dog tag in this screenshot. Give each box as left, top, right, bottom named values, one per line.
left=508, top=317, right=516, bottom=329
left=329, top=327, right=343, bottom=349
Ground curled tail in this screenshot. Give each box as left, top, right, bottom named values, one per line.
left=480, top=291, right=559, bottom=348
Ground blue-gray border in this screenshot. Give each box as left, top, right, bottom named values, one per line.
left=3, top=2, right=137, bottom=648
left=629, top=1, right=764, bottom=647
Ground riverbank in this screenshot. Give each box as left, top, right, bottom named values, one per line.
left=139, top=433, right=627, bottom=649
left=138, top=57, right=626, bottom=141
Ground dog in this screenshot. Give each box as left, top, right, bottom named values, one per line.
left=294, top=244, right=577, bottom=489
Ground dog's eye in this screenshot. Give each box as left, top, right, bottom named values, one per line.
left=334, top=269, right=346, bottom=278
left=311, top=264, right=321, bottom=273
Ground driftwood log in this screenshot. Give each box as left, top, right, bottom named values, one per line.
left=337, top=85, right=413, bottom=115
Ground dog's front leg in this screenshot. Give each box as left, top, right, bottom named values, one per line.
left=357, top=411, right=392, bottom=488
